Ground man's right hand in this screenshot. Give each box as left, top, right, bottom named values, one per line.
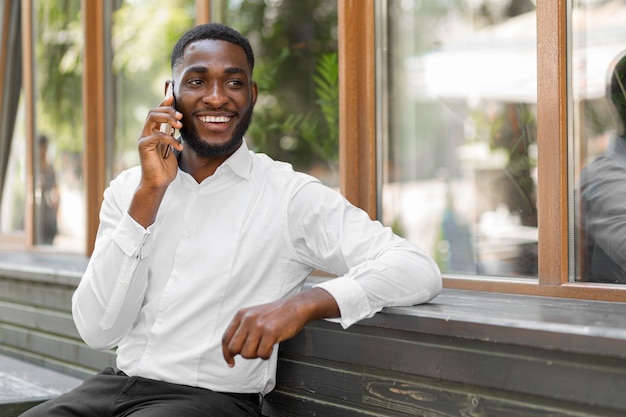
left=137, top=94, right=183, bottom=190
left=128, top=95, right=184, bottom=229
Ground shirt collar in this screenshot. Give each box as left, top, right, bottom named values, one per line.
left=215, top=139, right=252, bottom=180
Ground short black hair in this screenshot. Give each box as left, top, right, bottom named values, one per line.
left=170, top=23, right=254, bottom=75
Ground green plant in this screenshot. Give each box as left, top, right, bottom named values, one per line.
left=248, top=51, right=339, bottom=175
left=287, top=52, right=339, bottom=175
left=308, top=52, right=339, bottom=165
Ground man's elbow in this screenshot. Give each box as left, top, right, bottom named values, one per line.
left=425, top=267, right=443, bottom=303
left=413, top=256, right=443, bottom=304
left=72, top=304, right=119, bottom=351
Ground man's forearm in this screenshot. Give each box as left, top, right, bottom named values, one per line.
left=128, top=184, right=168, bottom=228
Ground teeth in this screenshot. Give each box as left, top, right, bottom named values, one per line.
left=199, top=115, right=230, bottom=123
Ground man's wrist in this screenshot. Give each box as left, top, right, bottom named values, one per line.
left=293, top=287, right=340, bottom=322
left=128, top=185, right=167, bottom=228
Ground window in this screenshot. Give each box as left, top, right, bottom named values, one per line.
left=0, top=1, right=25, bottom=244
left=33, top=0, right=84, bottom=251
left=373, top=0, right=625, bottom=300
left=110, top=0, right=196, bottom=178
left=0, top=0, right=85, bottom=251
left=0, top=93, right=25, bottom=242
left=214, top=0, right=339, bottom=187
left=380, top=0, right=538, bottom=278
left=573, top=0, right=626, bottom=285
left=0, top=0, right=623, bottom=302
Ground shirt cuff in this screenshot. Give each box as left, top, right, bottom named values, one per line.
left=112, top=212, right=153, bottom=259
left=313, top=277, right=376, bottom=328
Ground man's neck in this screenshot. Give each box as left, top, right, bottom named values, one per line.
left=178, top=151, right=233, bottom=183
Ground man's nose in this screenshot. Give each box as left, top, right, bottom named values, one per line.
left=203, top=83, right=228, bottom=108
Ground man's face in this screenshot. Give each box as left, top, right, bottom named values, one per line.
left=173, top=39, right=257, bottom=158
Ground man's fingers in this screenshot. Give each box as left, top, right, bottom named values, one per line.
left=160, top=133, right=183, bottom=158
left=238, top=329, right=262, bottom=359
left=222, top=319, right=240, bottom=367
left=160, top=93, right=175, bottom=107
left=222, top=309, right=281, bottom=366
left=142, top=104, right=182, bottom=137
left=256, top=338, right=275, bottom=360
left=223, top=314, right=265, bottom=366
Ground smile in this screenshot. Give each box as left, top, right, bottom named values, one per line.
left=198, top=115, right=231, bottom=123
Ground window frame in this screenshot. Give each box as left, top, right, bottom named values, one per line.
left=343, top=0, right=626, bottom=301
left=4, top=0, right=626, bottom=301
left=21, top=0, right=34, bottom=248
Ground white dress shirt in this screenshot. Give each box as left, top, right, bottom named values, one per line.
left=72, top=142, right=441, bottom=395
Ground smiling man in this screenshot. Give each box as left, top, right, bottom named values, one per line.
left=174, top=37, right=256, bottom=163
left=20, top=23, right=442, bottom=417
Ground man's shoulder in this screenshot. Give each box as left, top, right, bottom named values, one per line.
left=251, top=151, right=293, bottom=170
left=251, top=152, right=316, bottom=179
left=249, top=151, right=321, bottom=196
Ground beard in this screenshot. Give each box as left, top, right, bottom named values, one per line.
left=179, top=107, right=254, bottom=158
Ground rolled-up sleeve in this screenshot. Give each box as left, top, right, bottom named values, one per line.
left=287, top=181, right=442, bottom=328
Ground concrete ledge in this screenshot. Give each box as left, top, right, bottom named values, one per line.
left=3, top=254, right=626, bottom=416
left=262, top=278, right=626, bottom=416
left=0, top=353, right=83, bottom=417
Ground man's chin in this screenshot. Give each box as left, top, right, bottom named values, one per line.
left=182, top=134, right=242, bottom=158
left=180, top=109, right=251, bottom=158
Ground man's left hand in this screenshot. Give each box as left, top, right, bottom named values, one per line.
left=221, top=287, right=339, bottom=367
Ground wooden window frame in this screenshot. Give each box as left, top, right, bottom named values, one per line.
left=82, top=0, right=106, bottom=255
left=7, top=0, right=625, bottom=301
left=337, top=0, right=626, bottom=301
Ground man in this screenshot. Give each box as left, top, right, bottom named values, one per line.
left=579, top=49, right=626, bottom=283
left=36, top=134, right=60, bottom=245
left=21, top=23, right=441, bottom=416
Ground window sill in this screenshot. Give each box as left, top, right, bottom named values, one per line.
left=306, top=275, right=626, bottom=359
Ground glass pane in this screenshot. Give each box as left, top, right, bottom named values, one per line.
left=0, top=93, right=26, bottom=237
left=111, top=0, right=195, bottom=177
left=215, top=0, right=339, bottom=187
left=574, top=0, right=626, bottom=284
left=381, top=0, right=538, bottom=277
left=34, top=0, right=84, bottom=250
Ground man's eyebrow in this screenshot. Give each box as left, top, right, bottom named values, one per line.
left=225, top=67, right=246, bottom=75
left=181, top=66, right=247, bottom=77
left=181, top=66, right=208, bottom=77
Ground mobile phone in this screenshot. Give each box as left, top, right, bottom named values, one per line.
left=161, top=82, right=175, bottom=158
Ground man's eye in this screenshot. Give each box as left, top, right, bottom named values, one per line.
left=227, top=80, right=243, bottom=87
left=189, top=79, right=203, bottom=86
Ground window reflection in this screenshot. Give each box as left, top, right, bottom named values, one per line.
left=35, top=134, right=60, bottom=245
left=216, top=0, right=339, bottom=186
left=111, top=0, right=195, bottom=177
left=381, top=0, right=538, bottom=277
left=575, top=1, right=626, bottom=284
left=0, top=94, right=26, bottom=237
left=34, top=0, right=84, bottom=250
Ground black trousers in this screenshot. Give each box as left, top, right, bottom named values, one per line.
left=19, top=367, right=262, bottom=417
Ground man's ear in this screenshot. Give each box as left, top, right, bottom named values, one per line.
left=164, top=79, right=173, bottom=96
left=251, top=81, right=258, bottom=108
